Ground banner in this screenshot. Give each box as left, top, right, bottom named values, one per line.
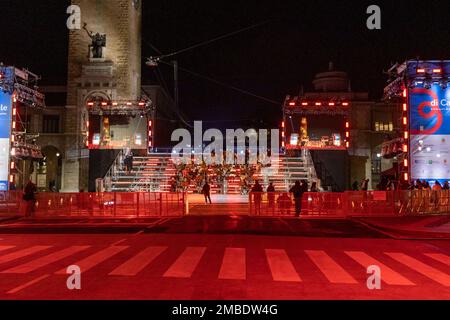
left=409, top=83, right=450, bottom=183
left=0, top=91, right=12, bottom=190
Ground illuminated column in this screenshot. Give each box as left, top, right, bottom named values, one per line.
left=345, top=119, right=350, bottom=149
left=402, top=88, right=409, bottom=182
left=148, top=119, right=153, bottom=153
left=9, top=93, right=17, bottom=186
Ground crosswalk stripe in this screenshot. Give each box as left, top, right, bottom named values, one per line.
left=265, top=249, right=301, bottom=282
left=109, top=246, right=167, bottom=276
left=7, top=274, right=50, bottom=294
left=305, top=250, right=357, bottom=284
left=0, top=246, right=15, bottom=253
left=163, top=247, right=206, bottom=278
left=345, top=251, right=415, bottom=286
left=55, top=246, right=128, bottom=274
left=0, top=246, right=52, bottom=265
left=424, top=253, right=450, bottom=267
left=1, top=246, right=90, bottom=274
left=219, top=248, right=246, bottom=280
left=385, top=252, right=450, bottom=287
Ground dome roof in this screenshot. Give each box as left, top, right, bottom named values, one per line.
left=312, top=62, right=350, bottom=92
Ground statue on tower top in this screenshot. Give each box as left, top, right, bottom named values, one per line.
left=83, top=23, right=106, bottom=59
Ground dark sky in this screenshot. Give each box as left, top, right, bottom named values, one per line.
left=1, top=0, right=449, bottom=129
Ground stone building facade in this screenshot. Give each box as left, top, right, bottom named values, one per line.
left=24, top=0, right=143, bottom=192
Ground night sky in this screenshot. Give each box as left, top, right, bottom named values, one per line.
left=1, top=0, right=449, bottom=130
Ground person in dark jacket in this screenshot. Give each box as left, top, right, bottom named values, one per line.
left=267, top=182, right=276, bottom=209
left=23, top=179, right=37, bottom=218
left=251, top=180, right=264, bottom=215
left=290, top=180, right=306, bottom=217
left=202, top=181, right=212, bottom=204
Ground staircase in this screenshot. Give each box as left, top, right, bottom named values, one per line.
left=109, top=153, right=175, bottom=192
left=108, top=151, right=320, bottom=193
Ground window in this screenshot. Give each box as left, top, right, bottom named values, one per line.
left=375, top=122, right=380, bottom=131
left=372, top=159, right=381, bottom=175
left=389, top=122, right=394, bottom=131
left=42, top=115, right=60, bottom=133
left=374, top=121, right=394, bottom=132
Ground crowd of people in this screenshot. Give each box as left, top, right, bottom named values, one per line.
left=170, top=155, right=270, bottom=195
left=251, top=179, right=314, bottom=217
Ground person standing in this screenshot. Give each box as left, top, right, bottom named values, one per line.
left=202, top=181, right=212, bottom=204
left=23, top=179, right=37, bottom=218
left=290, top=181, right=305, bottom=217
left=251, top=180, right=263, bottom=215
left=267, top=182, right=276, bottom=209
left=361, top=179, right=369, bottom=191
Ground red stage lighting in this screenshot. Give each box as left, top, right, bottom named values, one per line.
left=342, top=102, right=349, bottom=107
left=9, top=175, right=14, bottom=183
left=404, top=159, right=408, bottom=167
left=345, top=131, right=350, bottom=138
left=138, top=102, right=146, bottom=107
left=402, top=144, right=408, bottom=152
left=112, top=102, right=118, bottom=106
left=281, top=121, right=285, bottom=128
left=402, top=89, right=407, bottom=98
left=403, top=103, right=407, bottom=112
left=403, top=117, right=408, bottom=125
left=87, top=102, right=94, bottom=107
left=288, top=101, right=296, bottom=106
left=315, top=102, right=322, bottom=106
left=416, top=68, right=426, bottom=74
left=328, top=102, right=335, bottom=106
left=126, top=102, right=133, bottom=106
left=404, top=131, right=409, bottom=139
left=101, top=102, right=108, bottom=106
left=345, top=121, right=350, bottom=129
left=404, top=172, right=409, bottom=181
left=345, top=141, right=350, bottom=148
left=301, top=102, right=308, bottom=106
left=432, top=68, right=442, bottom=73
left=10, top=162, right=15, bottom=170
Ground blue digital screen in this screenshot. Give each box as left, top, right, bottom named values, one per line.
left=410, top=84, right=450, bottom=135
left=409, top=83, right=450, bottom=183
left=0, top=91, right=12, bottom=191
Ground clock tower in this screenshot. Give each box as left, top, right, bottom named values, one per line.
left=63, top=0, right=142, bottom=191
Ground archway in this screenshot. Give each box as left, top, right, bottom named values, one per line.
left=39, top=146, right=63, bottom=191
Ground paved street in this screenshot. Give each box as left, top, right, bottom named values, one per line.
left=0, top=225, right=449, bottom=300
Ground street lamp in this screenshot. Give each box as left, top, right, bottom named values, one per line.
left=146, top=57, right=179, bottom=110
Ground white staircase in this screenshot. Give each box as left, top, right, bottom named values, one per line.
left=108, top=151, right=320, bottom=193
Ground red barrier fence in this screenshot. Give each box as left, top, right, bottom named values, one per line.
left=0, top=192, right=186, bottom=218
left=1, top=190, right=449, bottom=218
left=249, top=190, right=450, bottom=217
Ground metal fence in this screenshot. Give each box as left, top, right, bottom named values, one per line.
left=249, top=190, right=450, bottom=217
left=0, top=192, right=186, bottom=218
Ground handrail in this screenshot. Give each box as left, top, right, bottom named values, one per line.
left=103, top=149, right=126, bottom=191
